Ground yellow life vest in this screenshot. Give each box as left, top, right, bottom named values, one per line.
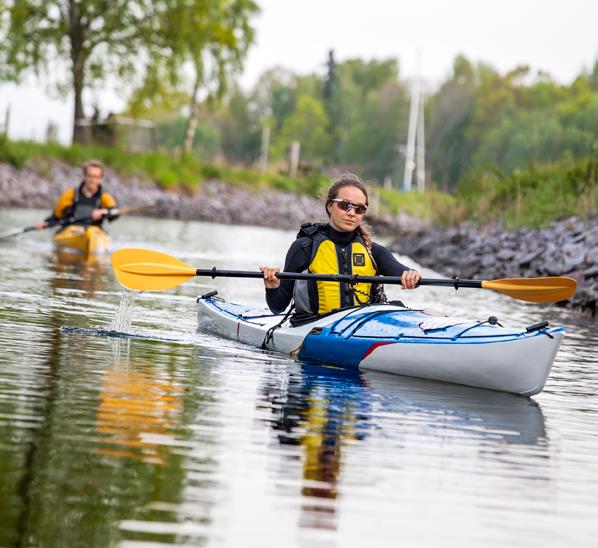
left=293, top=226, right=377, bottom=317
left=53, top=185, right=117, bottom=223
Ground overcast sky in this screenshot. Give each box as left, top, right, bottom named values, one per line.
left=1, top=0, right=597, bottom=143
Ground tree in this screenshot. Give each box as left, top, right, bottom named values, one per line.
left=0, top=0, right=165, bottom=143
left=142, top=0, right=258, bottom=153
left=277, top=94, right=332, bottom=164
left=216, top=86, right=260, bottom=164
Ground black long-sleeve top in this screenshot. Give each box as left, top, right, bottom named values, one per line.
left=265, top=225, right=411, bottom=314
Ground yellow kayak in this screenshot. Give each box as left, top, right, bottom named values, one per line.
left=53, top=225, right=112, bottom=257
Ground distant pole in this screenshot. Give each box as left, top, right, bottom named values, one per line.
left=151, top=124, right=159, bottom=151
left=402, top=79, right=420, bottom=191
left=289, top=141, right=301, bottom=178
left=3, top=106, right=10, bottom=136
left=416, top=86, right=426, bottom=193
left=370, top=185, right=381, bottom=217
left=258, top=123, right=270, bottom=171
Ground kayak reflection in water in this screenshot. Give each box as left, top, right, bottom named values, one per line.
left=260, top=363, right=548, bottom=531
left=35, top=159, right=120, bottom=231
left=261, top=362, right=371, bottom=530
left=260, top=173, right=421, bottom=326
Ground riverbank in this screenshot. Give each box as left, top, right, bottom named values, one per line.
left=0, top=160, right=424, bottom=234
left=391, top=217, right=598, bottom=314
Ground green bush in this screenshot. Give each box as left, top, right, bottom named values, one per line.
left=457, top=153, right=598, bottom=227
left=199, top=163, right=223, bottom=180
left=0, top=137, right=32, bottom=168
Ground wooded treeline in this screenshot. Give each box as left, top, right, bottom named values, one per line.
left=1, top=1, right=597, bottom=193
left=141, top=53, right=598, bottom=191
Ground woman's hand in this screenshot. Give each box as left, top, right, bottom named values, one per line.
left=35, top=221, right=48, bottom=230
left=260, top=266, right=281, bottom=289
left=401, top=269, right=421, bottom=290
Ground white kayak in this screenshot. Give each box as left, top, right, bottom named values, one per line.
left=196, top=293, right=565, bottom=396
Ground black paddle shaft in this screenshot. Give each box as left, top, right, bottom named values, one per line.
left=6, top=215, right=95, bottom=238
left=195, top=268, right=484, bottom=289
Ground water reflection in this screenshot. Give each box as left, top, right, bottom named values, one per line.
left=259, top=362, right=549, bottom=534
left=48, top=250, right=110, bottom=297
left=364, top=371, right=548, bottom=447
left=263, top=363, right=368, bottom=531
left=96, top=339, right=183, bottom=464
left=11, top=308, right=64, bottom=548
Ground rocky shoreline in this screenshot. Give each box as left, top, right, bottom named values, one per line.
left=0, top=160, right=420, bottom=234
left=391, top=218, right=598, bottom=314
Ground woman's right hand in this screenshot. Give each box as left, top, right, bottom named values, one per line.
left=35, top=221, right=48, bottom=230
left=260, top=266, right=281, bottom=289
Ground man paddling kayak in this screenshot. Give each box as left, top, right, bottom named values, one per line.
left=35, top=159, right=120, bottom=230
left=260, top=173, right=421, bottom=325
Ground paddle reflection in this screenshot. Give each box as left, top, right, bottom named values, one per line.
left=96, top=339, right=183, bottom=464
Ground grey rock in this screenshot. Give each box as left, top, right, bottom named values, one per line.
left=496, top=248, right=516, bottom=261
left=387, top=216, right=598, bottom=313
left=585, top=246, right=598, bottom=265
left=516, top=248, right=544, bottom=266
left=481, top=255, right=496, bottom=268
left=585, top=265, right=598, bottom=279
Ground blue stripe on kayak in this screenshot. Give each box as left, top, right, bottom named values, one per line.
left=297, top=324, right=565, bottom=368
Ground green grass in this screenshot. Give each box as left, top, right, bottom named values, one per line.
left=458, top=154, right=598, bottom=227
left=378, top=187, right=462, bottom=225
left=0, top=137, right=330, bottom=197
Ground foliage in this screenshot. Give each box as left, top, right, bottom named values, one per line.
left=132, top=0, right=258, bottom=152
left=141, top=55, right=410, bottom=180
left=379, top=187, right=461, bottom=225
left=0, top=0, right=257, bottom=148
left=458, top=154, right=598, bottom=227
left=0, top=135, right=29, bottom=168
left=427, top=57, right=598, bottom=189
left=0, top=0, right=165, bottom=141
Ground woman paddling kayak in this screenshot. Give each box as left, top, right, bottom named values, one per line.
left=260, top=173, right=422, bottom=325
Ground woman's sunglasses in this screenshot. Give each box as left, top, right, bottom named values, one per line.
left=330, top=199, right=368, bottom=215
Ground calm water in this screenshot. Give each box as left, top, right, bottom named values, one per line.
left=0, top=207, right=597, bottom=548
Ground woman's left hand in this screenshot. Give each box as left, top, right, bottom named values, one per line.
left=401, top=269, right=421, bottom=290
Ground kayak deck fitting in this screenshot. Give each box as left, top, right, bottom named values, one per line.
left=196, top=293, right=564, bottom=396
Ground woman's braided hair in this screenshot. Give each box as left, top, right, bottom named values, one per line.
left=325, top=173, right=373, bottom=250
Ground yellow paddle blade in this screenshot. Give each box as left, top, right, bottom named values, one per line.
left=481, top=276, right=577, bottom=303
left=112, top=248, right=197, bottom=291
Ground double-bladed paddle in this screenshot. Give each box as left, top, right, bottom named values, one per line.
left=111, top=248, right=577, bottom=303
left=0, top=204, right=155, bottom=239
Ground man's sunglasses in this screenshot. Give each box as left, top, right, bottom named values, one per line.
left=330, top=199, right=368, bottom=215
